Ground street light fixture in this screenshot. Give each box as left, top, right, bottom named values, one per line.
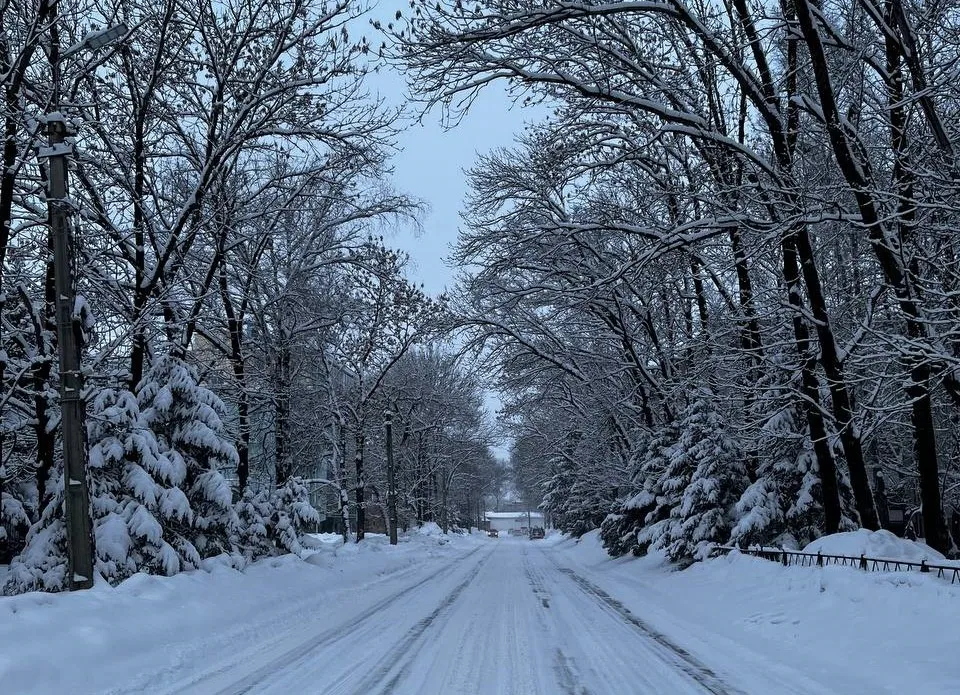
left=42, top=21, right=128, bottom=591
left=63, top=24, right=129, bottom=58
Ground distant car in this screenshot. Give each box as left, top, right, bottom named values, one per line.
left=487, top=529, right=499, bottom=538
left=530, top=528, right=545, bottom=540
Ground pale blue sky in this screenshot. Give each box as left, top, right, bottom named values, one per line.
left=360, top=5, right=542, bottom=296
left=376, top=81, right=528, bottom=441
left=380, top=83, right=534, bottom=296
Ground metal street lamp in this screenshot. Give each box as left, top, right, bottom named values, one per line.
left=42, top=21, right=128, bottom=591
left=63, top=24, right=129, bottom=58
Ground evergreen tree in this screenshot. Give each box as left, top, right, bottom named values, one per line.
left=233, top=478, right=320, bottom=561
left=233, top=488, right=274, bottom=563
left=268, top=477, right=321, bottom=556
left=602, top=428, right=674, bottom=557
left=0, top=476, right=31, bottom=563
left=731, top=374, right=837, bottom=549
left=3, top=471, right=68, bottom=593
left=663, top=392, right=749, bottom=562
left=138, top=355, right=239, bottom=568
left=86, top=388, right=182, bottom=581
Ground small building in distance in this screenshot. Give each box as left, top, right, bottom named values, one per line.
left=485, top=511, right=545, bottom=534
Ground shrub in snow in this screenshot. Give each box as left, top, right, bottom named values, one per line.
left=415, top=521, right=444, bottom=536
left=138, top=355, right=239, bottom=566
left=803, top=528, right=947, bottom=562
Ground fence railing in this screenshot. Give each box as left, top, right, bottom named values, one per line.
left=712, top=545, right=960, bottom=585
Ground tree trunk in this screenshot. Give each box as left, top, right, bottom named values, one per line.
left=338, top=418, right=351, bottom=542
left=385, top=413, right=398, bottom=545
left=355, top=427, right=365, bottom=541
left=274, top=338, right=291, bottom=487
left=909, top=364, right=949, bottom=552
left=783, top=231, right=843, bottom=533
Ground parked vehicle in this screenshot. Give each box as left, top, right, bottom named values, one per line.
left=530, top=528, right=545, bottom=540
left=487, top=529, right=499, bottom=538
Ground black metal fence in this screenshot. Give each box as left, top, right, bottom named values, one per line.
left=713, top=545, right=960, bottom=585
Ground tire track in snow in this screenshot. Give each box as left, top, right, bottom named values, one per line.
left=182, top=544, right=489, bottom=695
left=523, top=550, right=596, bottom=695
left=348, top=567, right=479, bottom=695
left=523, top=549, right=552, bottom=609
left=553, top=649, right=594, bottom=695
left=553, top=564, right=741, bottom=695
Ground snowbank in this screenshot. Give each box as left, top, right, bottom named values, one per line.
left=802, top=528, right=948, bottom=563
left=413, top=521, right=445, bottom=537
left=550, top=530, right=960, bottom=692
left=0, top=529, right=483, bottom=694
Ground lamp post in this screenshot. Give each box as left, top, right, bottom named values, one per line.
left=41, top=21, right=128, bottom=591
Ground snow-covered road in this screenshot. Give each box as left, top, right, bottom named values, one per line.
left=123, top=539, right=841, bottom=695
left=7, top=531, right=956, bottom=694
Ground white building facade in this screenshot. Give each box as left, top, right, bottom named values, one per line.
left=485, top=511, right=546, bottom=533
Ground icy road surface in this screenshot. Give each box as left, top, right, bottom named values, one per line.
left=137, top=540, right=850, bottom=695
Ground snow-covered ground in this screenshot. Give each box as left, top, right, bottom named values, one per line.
left=0, top=525, right=485, bottom=694
left=2, top=526, right=959, bottom=693
left=550, top=530, right=960, bottom=693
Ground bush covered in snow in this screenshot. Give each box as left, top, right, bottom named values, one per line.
left=803, top=529, right=948, bottom=563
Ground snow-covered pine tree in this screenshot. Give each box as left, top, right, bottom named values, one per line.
left=731, top=369, right=840, bottom=549
left=634, top=423, right=683, bottom=555
left=233, top=478, right=320, bottom=561
left=600, top=495, right=652, bottom=557
left=601, top=435, right=661, bottom=557
left=268, top=477, right=321, bottom=556
left=86, top=388, right=183, bottom=581
left=138, top=355, right=239, bottom=568
left=730, top=377, right=799, bottom=547
left=233, top=487, right=274, bottom=562
left=0, top=473, right=31, bottom=564
left=540, top=454, right=577, bottom=533
left=2, top=470, right=68, bottom=593
left=660, top=391, right=749, bottom=563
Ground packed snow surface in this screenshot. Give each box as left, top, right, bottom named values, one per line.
left=2, top=528, right=959, bottom=693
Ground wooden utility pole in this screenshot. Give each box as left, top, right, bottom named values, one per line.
left=385, top=410, right=398, bottom=545
left=45, top=113, right=94, bottom=590
left=44, top=22, right=128, bottom=591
